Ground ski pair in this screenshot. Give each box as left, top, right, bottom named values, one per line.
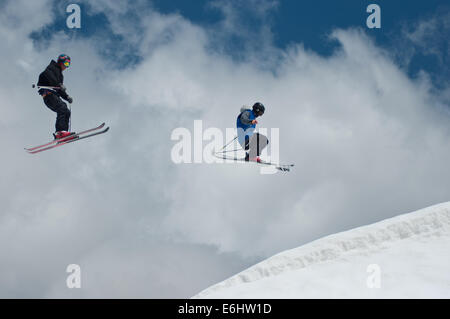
left=25, top=123, right=109, bottom=154
left=214, top=154, right=294, bottom=172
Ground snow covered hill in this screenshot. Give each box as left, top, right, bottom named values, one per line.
left=194, top=202, right=450, bottom=298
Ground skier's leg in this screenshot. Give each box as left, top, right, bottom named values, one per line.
left=237, top=127, right=252, bottom=149
left=244, top=136, right=250, bottom=150
left=237, top=127, right=253, bottom=160
left=44, top=94, right=71, bottom=132
left=56, top=101, right=70, bottom=132
left=60, top=103, right=71, bottom=131
left=244, top=136, right=250, bottom=161
left=248, top=133, right=269, bottom=159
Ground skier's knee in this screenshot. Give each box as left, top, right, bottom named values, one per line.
left=61, top=107, right=70, bottom=117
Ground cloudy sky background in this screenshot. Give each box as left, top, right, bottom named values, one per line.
left=0, top=0, right=449, bottom=297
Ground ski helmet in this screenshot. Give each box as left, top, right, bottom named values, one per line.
left=57, top=54, right=71, bottom=68
left=252, top=102, right=265, bottom=116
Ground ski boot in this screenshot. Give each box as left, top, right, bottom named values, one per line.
left=53, top=131, right=76, bottom=141
left=245, top=153, right=261, bottom=163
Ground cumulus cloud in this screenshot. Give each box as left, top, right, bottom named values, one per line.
left=0, top=0, right=449, bottom=298
left=155, top=27, right=450, bottom=256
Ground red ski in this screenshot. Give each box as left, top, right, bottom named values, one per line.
left=25, top=123, right=108, bottom=154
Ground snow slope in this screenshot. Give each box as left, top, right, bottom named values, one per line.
left=194, top=202, right=450, bottom=298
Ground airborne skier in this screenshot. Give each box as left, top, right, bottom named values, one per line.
left=236, top=102, right=269, bottom=163
left=37, top=54, right=74, bottom=139
left=213, top=102, right=293, bottom=171
left=26, top=54, right=109, bottom=154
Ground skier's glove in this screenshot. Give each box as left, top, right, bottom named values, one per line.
left=66, top=96, right=73, bottom=104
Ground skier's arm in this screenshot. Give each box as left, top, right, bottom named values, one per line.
left=55, top=83, right=72, bottom=103
left=56, top=84, right=69, bottom=99
left=47, top=70, right=72, bottom=103
left=57, top=86, right=73, bottom=103
left=65, top=95, right=73, bottom=104
left=239, top=110, right=254, bottom=125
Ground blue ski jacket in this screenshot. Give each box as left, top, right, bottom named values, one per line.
left=236, top=109, right=257, bottom=146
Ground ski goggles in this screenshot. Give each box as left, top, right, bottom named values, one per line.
left=63, top=59, right=71, bottom=67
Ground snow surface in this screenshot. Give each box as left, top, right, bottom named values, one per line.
left=194, top=202, right=450, bottom=298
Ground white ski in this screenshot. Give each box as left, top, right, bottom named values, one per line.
left=214, top=154, right=294, bottom=172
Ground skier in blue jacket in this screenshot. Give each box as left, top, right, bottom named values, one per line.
left=236, top=102, right=268, bottom=162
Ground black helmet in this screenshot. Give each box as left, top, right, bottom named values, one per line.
left=252, top=102, right=265, bottom=116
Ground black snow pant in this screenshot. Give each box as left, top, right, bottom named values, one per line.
left=43, top=93, right=71, bottom=132
left=244, top=133, right=269, bottom=159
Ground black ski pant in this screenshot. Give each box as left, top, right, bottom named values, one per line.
left=244, top=133, right=269, bottom=158
left=43, top=93, right=71, bottom=132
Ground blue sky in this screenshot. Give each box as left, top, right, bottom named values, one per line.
left=151, top=0, right=446, bottom=50
left=30, top=0, right=449, bottom=86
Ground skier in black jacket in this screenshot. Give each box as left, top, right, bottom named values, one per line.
left=37, top=54, right=74, bottom=139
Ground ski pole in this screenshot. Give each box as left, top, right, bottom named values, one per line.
left=216, top=148, right=242, bottom=154
left=69, top=104, right=72, bottom=133
left=32, top=84, right=61, bottom=90
left=216, top=136, right=238, bottom=154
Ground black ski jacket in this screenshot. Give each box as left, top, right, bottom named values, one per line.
left=37, top=60, right=69, bottom=100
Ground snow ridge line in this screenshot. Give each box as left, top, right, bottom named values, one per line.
left=194, top=202, right=450, bottom=298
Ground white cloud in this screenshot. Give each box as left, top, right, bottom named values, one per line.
left=156, top=28, right=450, bottom=256
left=394, top=8, right=450, bottom=85
left=0, top=0, right=54, bottom=36
left=404, top=10, right=450, bottom=59
left=0, top=0, right=449, bottom=297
